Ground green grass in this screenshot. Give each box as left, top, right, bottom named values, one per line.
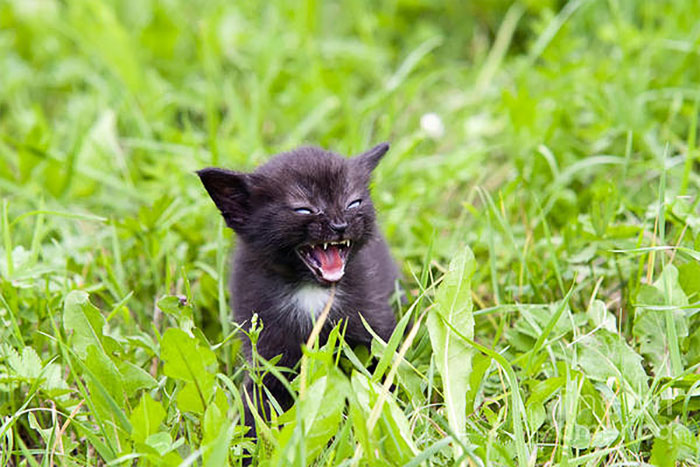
left=1, top=0, right=700, bottom=465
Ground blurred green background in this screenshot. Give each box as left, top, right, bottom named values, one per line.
left=3, top=0, right=698, bottom=317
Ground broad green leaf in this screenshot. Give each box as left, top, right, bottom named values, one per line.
left=351, top=371, right=418, bottom=463
left=587, top=299, right=616, bottom=332
left=526, top=402, right=545, bottom=431
left=274, top=370, right=348, bottom=465
left=427, top=246, right=475, bottom=446
left=525, top=376, right=565, bottom=432
left=42, top=361, right=69, bottom=394
left=347, top=372, right=373, bottom=461
left=63, top=290, right=105, bottom=357
left=591, top=428, right=619, bottom=448
left=63, top=291, right=130, bottom=430
left=300, top=370, right=348, bottom=461
left=687, top=325, right=700, bottom=367
left=117, top=360, right=157, bottom=397
left=527, top=376, right=566, bottom=407
left=203, top=426, right=233, bottom=467
left=157, top=295, right=194, bottom=327
left=633, top=266, right=689, bottom=375
left=157, top=295, right=190, bottom=316
left=650, top=423, right=696, bottom=467
left=378, top=395, right=419, bottom=462
left=465, top=353, right=492, bottom=414
left=201, top=391, right=228, bottom=430
left=202, top=401, right=231, bottom=467
left=7, top=345, right=42, bottom=379
left=160, top=328, right=217, bottom=413
left=27, top=412, right=53, bottom=444
left=84, top=344, right=129, bottom=430
left=133, top=442, right=182, bottom=467
left=658, top=394, right=700, bottom=416
left=145, top=432, right=175, bottom=457
left=678, top=261, right=700, bottom=299
left=577, top=330, right=647, bottom=396
left=177, top=379, right=215, bottom=414
left=330, top=419, right=354, bottom=464
left=396, top=358, right=423, bottom=403
left=160, top=328, right=216, bottom=382
left=570, top=424, right=591, bottom=449
left=62, top=290, right=120, bottom=358
left=85, top=344, right=123, bottom=402
left=129, top=394, right=166, bottom=444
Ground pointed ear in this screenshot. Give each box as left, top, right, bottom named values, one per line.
left=354, top=142, right=390, bottom=174
left=197, top=168, right=255, bottom=230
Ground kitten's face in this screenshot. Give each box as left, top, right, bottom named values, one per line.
left=198, top=143, right=389, bottom=284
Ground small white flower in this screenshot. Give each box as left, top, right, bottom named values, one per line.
left=420, top=112, right=445, bottom=139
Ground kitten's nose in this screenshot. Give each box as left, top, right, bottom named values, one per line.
left=330, top=220, right=348, bottom=233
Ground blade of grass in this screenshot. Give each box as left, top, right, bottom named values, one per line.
left=2, top=199, right=13, bottom=278
left=525, top=278, right=576, bottom=375
left=680, top=97, right=698, bottom=195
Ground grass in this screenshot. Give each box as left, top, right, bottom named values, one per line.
left=1, top=0, right=700, bottom=465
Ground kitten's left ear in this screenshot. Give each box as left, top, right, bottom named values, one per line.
left=354, top=142, right=390, bottom=174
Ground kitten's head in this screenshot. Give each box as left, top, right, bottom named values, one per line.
left=197, top=143, right=389, bottom=284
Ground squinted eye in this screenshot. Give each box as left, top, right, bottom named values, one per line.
left=294, top=207, right=313, bottom=215
left=346, top=199, right=362, bottom=210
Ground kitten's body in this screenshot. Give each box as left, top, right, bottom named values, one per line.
left=232, top=232, right=397, bottom=356
left=198, top=143, right=397, bottom=437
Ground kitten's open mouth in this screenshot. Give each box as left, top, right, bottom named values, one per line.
left=296, top=240, right=351, bottom=283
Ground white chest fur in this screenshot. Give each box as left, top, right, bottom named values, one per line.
left=288, top=284, right=334, bottom=327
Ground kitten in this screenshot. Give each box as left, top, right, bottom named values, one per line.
left=197, top=142, right=398, bottom=436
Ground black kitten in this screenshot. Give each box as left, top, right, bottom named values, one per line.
left=197, top=143, right=398, bottom=435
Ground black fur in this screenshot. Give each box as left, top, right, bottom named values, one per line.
left=197, top=143, right=398, bottom=438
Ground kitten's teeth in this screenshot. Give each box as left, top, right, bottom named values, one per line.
left=323, top=243, right=328, bottom=250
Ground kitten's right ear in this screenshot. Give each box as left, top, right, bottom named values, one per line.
left=197, top=168, right=253, bottom=230
left=354, top=142, right=390, bottom=174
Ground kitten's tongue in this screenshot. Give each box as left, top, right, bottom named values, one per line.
left=314, top=245, right=345, bottom=282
